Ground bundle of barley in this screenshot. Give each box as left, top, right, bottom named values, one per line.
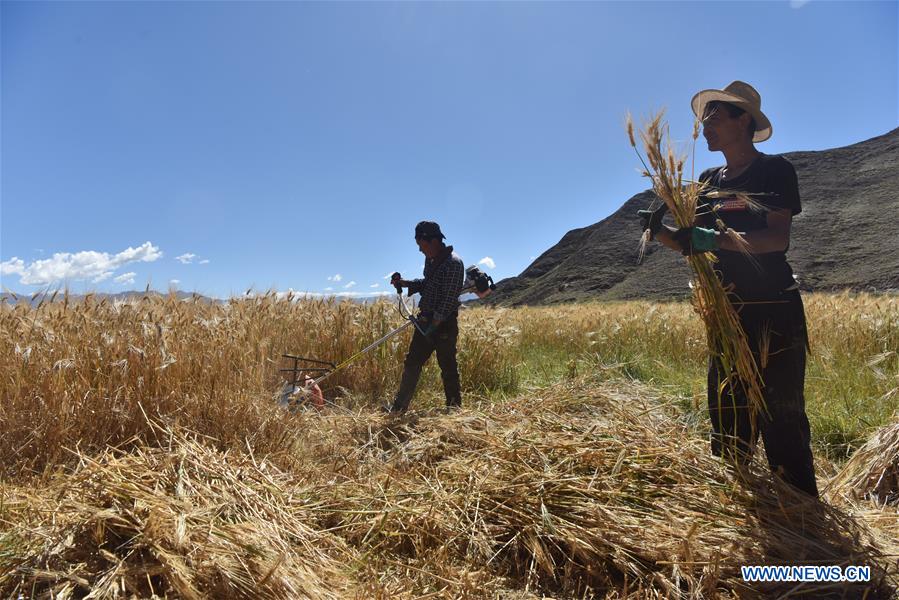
left=627, top=112, right=767, bottom=446
left=0, top=423, right=354, bottom=599
left=830, top=419, right=899, bottom=505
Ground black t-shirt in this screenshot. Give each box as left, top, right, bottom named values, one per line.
left=697, top=153, right=801, bottom=301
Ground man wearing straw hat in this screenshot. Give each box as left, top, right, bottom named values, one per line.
left=641, top=81, right=818, bottom=497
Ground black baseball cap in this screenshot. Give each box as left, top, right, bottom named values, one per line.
left=414, top=221, right=446, bottom=240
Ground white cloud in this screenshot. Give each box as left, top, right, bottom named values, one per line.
left=176, top=253, right=196, bottom=264
left=114, top=243, right=162, bottom=264
left=320, top=291, right=391, bottom=299
left=169, top=279, right=180, bottom=286
left=370, top=283, right=380, bottom=288
left=478, top=257, right=496, bottom=269
left=383, top=272, right=393, bottom=280
left=268, top=289, right=393, bottom=301
left=333, top=291, right=390, bottom=298
left=114, top=272, right=136, bottom=285
left=327, top=273, right=343, bottom=282
left=1, top=257, right=26, bottom=276
left=199, top=259, right=210, bottom=265
left=0, top=242, right=162, bottom=286
left=324, top=287, right=333, bottom=291
left=344, top=281, right=357, bottom=289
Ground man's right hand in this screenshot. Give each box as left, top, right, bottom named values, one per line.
left=637, top=203, right=669, bottom=239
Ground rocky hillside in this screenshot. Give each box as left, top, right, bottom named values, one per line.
left=490, top=128, right=899, bottom=305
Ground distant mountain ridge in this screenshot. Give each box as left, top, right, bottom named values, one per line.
left=0, top=290, right=219, bottom=307
left=489, top=127, right=899, bottom=305
left=0, top=290, right=391, bottom=307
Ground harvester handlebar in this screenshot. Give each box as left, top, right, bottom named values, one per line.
left=390, top=272, right=403, bottom=294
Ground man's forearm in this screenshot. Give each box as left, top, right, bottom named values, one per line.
left=718, top=209, right=791, bottom=253
left=406, top=279, right=424, bottom=295
left=432, top=296, right=456, bottom=323
left=717, top=228, right=788, bottom=253
left=657, top=226, right=788, bottom=254
left=433, top=294, right=460, bottom=322
left=654, top=226, right=684, bottom=251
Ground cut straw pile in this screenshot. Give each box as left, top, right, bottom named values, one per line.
left=831, top=419, right=899, bottom=506
left=326, top=379, right=897, bottom=598
left=0, top=425, right=356, bottom=600
left=2, top=378, right=897, bottom=598
left=826, top=417, right=899, bottom=584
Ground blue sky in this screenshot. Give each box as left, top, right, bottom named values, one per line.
left=2, top=1, right=896, bottom=298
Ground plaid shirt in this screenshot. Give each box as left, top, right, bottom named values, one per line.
left=407, top=245, right=464, bottom=322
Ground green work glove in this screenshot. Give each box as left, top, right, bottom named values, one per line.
left=672, top=226, right=718, bottom=255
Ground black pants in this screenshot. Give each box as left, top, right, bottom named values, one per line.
left=708, top=289, right=818, bottom=497
left=392, top=315, right=461, bottom=411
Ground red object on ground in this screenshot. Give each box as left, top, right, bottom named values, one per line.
left=304, top=376, right=325, bottom=409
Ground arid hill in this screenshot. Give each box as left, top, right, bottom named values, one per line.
left=490, top=128, right=899, bottom=305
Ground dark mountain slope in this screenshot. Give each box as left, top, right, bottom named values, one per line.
left=491, top=128, right=899, bottom=305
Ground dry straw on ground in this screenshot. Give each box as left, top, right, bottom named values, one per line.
left=3, top=379, right=896, bottom=599
left=831, top=420, right=899, bottom=505
left=0, top=423, right=356, bottom=599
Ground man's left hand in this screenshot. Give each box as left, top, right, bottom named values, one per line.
left=422, top=320, right=441, bottom=337
left=672, top=226, right=718, bottom=255
left=413, top=316, right=439, bottom=337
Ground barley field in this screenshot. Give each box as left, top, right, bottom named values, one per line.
left=1, top=292, right=897, bottom=598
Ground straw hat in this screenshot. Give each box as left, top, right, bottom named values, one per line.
left=691, top=81, right=772, bottom=143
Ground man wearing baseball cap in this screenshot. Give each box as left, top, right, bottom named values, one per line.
left=641, top=81, right=818, bottom=497
left=387, top=221, right=465, bottom=413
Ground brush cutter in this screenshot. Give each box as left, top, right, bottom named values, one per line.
left=464, top=265, right=497, bottom=299
left=279, top=264, right=496, bottom=409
